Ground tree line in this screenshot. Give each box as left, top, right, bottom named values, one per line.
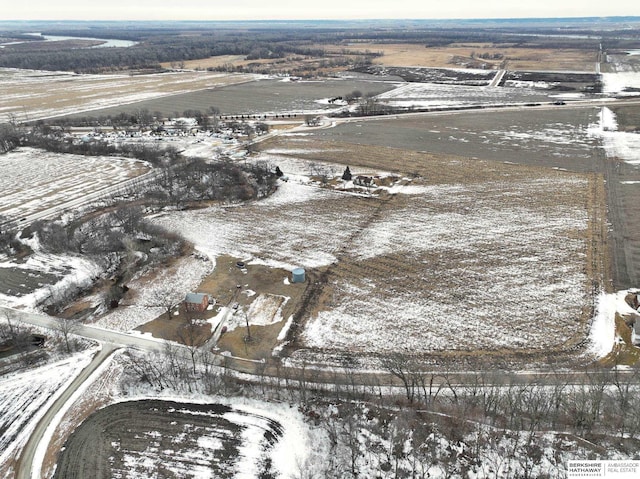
left=119, top=342, right=640, bottom=478
left=0, top=24, right=608, bottom=73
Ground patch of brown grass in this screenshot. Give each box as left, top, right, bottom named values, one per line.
left=136, top=312, right=212, bottom=346
left=216, top=322, right=284, bottom=360
left=318, top=42, right=597, bottom=72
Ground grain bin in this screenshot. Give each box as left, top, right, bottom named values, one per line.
left=292, top=268, right=306, bottom=283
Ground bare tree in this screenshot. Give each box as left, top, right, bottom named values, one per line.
left=147, top=285, right=183, bottom=320
left=56, top=318, right=80, bottom=353
left=177, top=316, right=201, bottom=375
left=381, top=352, right=417, bottom=403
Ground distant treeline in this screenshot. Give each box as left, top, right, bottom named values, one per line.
left=0, top=25, right=620, bottom=73
left=0, top=28, right=335, bottom=73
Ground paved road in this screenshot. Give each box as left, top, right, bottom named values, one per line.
left=15, top=344, right=117, bottom=479
left=489, top=70, right=506, bottom=87
left=1, top=306, right=167, bottom=354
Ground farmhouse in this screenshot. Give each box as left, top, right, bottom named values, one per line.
left=184, top=292, right=209, bottom=313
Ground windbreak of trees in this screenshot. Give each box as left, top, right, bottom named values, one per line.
left=122, top=342, right=640, bottom=479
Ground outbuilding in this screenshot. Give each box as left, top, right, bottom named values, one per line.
left=184, top=292, right=209, bottom=313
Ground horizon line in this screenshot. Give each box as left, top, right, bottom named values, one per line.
left=1, top=15, right=640, bottom=23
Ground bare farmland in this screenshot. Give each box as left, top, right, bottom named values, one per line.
left=153, top=143, right=604, bottom=364
left=0, top=69, right=256, bottom=121
left=66, top=78, right=397, bottom=118
left=307, top=106, right=604, bottom=173
left=319, top=42, right=598, bottom=72
left=54, top=399, right=304, bottom=479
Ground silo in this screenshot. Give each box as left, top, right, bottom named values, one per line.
left=292, top=268, right=306, bottom=283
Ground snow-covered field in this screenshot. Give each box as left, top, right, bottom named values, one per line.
left=300, top=177, right=590, bottom=354
left=0, top=147, right=147, bottom=221
left=107, top=398, right=311, bottom=479
left=589, top=107, right=640, bottom=165
left=153, top=155, right=593, bottom=355
left=0, top=349, right=94, bottom=475
left=0, top=251, right=101, bottom=309
left=0, top=68, right=257, bottom=121
left=375, top=81, right=555, bottom=109
left=602, top=71, right=640, bottom=95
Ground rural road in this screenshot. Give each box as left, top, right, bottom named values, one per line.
left=1, top=306, right=167, bottom=354
left=5, top=305, right=639, bottom=387
left=5, top=303, right=640, bottom=478
left=489, top=70, right=506, bottom=87
left=15, top=344, right=117, bottom=479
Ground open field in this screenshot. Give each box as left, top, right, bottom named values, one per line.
left=66, top=77, right=397, bottom=118
left=320, top=42, right=598, bottom=72
left=0, top=147, right=148, bottom=221
left=151, top=143, right=604, bottom=364
left=0, top=68, right=256, bottom=121
left=54, top=399, right=308, bottom=479
left=306, top=106, right=603, bottom=172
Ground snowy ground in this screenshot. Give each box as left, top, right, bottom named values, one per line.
left=589, top=106, right=640, bottom=165
left=152, top=154, right=593, bottom=355
left=0, top=147, right=147, bottom=221
left=51, top=377, right=320, bottom=479
left=0, top=250, right=102, bottom=310
left=91, top=254, right=213, bottom=332
left=107, top=398, right=312, bottom=479
left=375, top=81, right=558, bottom=109
left=589, top=290, right=640, bottom=357
left=0, top=349, right=95, bottom=476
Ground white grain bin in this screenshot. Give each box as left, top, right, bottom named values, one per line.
left=292, top=267, right=306, bottom=283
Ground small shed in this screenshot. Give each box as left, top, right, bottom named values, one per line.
left=184, top=292, right=209, bottom=313
left=292, top=268, right=306, bottom=283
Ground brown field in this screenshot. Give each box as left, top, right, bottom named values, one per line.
left=252, top=137, right=607, bottom=365
left=169, top=42, right=597, bottom=77
left=319, top=42, right=598, bottom=72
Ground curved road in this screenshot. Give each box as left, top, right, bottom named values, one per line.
left=15, top=344, right=117, bottom=479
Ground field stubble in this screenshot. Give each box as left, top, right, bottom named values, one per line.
left=318, top=42, right=597, bottom=72
left=256, top=138, right=604, bottom=364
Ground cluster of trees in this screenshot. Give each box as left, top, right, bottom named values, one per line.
left=472, top=51, right=505, bottom=60
left=0, top=215, right=18, bottom=254
left=0, top=311, right=43, bottom=365
left=150, top=157, right=278, bottom=209
left=31, top=204, right=185, bottom=312
left=24, top=132, right=181, bottom=166
left=0, top=122, right=20, bottom=154
left=121, top=343, right=640, bottom=478
left=0, top=29, right=360, bottom=73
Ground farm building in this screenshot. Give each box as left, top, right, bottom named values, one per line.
left=184, top=292, right=209, bottom=313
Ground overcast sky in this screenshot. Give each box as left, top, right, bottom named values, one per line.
left=2, top=0, right=638, bottom=21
